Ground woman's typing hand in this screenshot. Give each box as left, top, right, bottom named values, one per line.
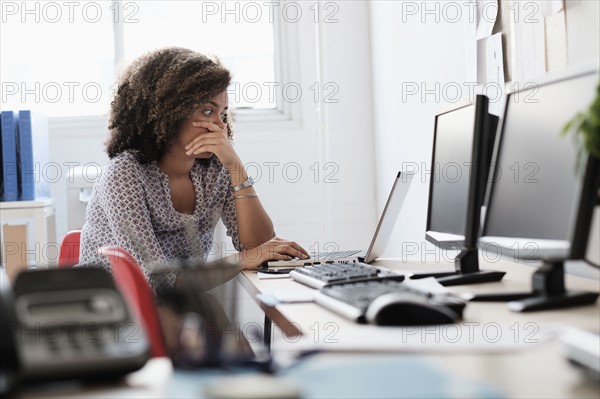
left=239, top=237, right=309, bottom=270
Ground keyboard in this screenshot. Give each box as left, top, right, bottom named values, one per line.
left=314, top=279, right=466, bottom=324
left=289, top=262, right=402, bottom=289
left=310, top=250, right=361, bottom=261
left=266, top=250, right=363, bottom=268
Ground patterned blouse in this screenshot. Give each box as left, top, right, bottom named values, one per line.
left=78, top=151, right=242, bottom=293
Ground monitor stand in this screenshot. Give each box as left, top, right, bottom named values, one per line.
left=465, top=258, right=599, bottom=311
left=410, top=248, right=506, bottom=286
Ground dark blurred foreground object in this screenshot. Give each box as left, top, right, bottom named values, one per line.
left=0, top=267, right=150, bottom=396
left=150, top=259, right=268, bottom=371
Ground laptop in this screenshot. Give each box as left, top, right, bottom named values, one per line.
left=265, top=172, right=414, bottom=268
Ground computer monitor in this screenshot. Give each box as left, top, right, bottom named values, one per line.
left=474, top=70, right=600, bottom=311
left=481, top=70, right=598, bottom=259
left=425, top=102, right=498, bottom=248
left=413, top=95, right=505, bottom=286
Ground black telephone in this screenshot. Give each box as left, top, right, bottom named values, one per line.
left=0, top=267, right=150, bottom=395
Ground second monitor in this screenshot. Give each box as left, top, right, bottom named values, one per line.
left=413, top=95, right=505, bottom=286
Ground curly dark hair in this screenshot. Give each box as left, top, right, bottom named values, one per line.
left=106, top=47, right=233, bottom=163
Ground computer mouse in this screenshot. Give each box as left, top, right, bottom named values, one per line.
left=364, top=292, right=460, bottom=326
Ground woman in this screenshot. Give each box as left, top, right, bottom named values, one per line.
left=78, top=47, right=308, bottom=292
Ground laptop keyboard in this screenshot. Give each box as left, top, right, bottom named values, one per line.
left=311, top=250, right=361, bottom=261
left=289, top=262, right=402, bottom=289
left=317, top=279, right=466, bottom=323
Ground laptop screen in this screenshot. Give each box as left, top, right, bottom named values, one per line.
left=363, top=172, right=414, bottom=263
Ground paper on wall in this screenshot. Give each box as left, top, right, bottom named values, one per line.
left=476, top=0, right=498, bottom=40
left=465, top=13, right=478, bottom=82
left=485, top=33, right=506, bottom=117
left=540, top=0, right=563, bottom=16
left=509, top=0, right=546, bottom=83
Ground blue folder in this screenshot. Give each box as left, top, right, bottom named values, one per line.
left=1, top=111, right=19, bottom=201
left=17, top=110, right=50, bottom=200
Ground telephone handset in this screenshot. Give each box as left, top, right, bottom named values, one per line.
left=0, top=267, right=150, bottom=395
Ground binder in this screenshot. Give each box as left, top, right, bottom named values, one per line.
left=17, top=111, right=50, bottom=200
left=1, top=111, right=19, bottom=202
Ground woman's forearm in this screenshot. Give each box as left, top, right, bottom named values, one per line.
left=235, top=196, right=274, bottom=249
left=227, top=163, right=274, bottom=249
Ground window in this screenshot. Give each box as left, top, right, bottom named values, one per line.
left=0, top=1, right=115, bottom=117
left=121, top=1, right=277, bottom=110
left=1, top=1, right=279, bottom=118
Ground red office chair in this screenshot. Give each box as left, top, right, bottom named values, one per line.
left=58, top=230, right=81, bottom=268
left=98, top=246, right=168, bottom=358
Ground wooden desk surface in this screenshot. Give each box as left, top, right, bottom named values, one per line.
left=240, top=258, right=600, bottom=334
left=238, top=257, right=600, bottom=398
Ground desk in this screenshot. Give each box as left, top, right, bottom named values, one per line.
left=238, top=257, right=600, bottom=398
left=15, top=257, right=600, bottom=398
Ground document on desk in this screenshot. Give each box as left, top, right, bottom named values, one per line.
left=274, top=323, right=561, bottom=354
left=257, top=271, right=291, bottom=279
left=403, top=277, right=449, bottom=295
left=257, top=291, right=315, bottom=306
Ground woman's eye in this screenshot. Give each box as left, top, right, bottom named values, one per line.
left=202, top=109, right=213, bottom=116
left=220, top=114, right=228, bottom=122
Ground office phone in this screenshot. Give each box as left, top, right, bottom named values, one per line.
left=0, top=267, right=150, bottom=394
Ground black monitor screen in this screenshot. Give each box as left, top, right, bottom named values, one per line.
left=427, top=104, right=475, bottom=238
left=482, top=72, right=598, bottom=256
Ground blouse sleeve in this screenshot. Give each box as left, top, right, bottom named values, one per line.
left=221, top=187, right=243, bottom=252
left=97, top=161, right=175, bottom=291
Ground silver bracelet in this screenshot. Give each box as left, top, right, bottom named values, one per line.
left=234, top=192, right=258, bottom=200
left=231, top=176, right=255, bottom=192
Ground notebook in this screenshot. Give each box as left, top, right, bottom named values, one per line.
left=265, top=172, right=414, bottom=267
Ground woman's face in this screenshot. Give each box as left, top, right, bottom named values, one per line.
left=176, top=91, right=229, bottom=159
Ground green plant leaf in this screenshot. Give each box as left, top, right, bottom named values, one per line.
left=562, top=80, right=600, bottom=174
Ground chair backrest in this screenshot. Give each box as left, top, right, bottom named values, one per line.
left=98, top=246, right=168, bottom=358
left=58, top=230, right=81, bottom=268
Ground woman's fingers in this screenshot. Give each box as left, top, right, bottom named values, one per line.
left=185, top=133, right=222, bottom=150
left=267, top=252, right=293, bottom=261
left=192, top=120, right=222, bottom=131
left=240, top=238, right=309, bottom=269
left=270, top=241, right=309, bottom=259
left=185, top=135, right=226, bottom=155
left=288, top=241, right=310, bottom=257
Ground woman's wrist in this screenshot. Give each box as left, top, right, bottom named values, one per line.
left=223, top=252, right=253, bottom=270
left=223, top=158, right=246, bottom=183
left=238, top=248, right=265, bottom=270
left=231, top=176, right=255, bottom=193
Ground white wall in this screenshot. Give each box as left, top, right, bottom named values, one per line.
left=49, top=1, right=377, bottom=258
left=369, top=1, right=467, bottom=261
left=368, top=0, right=600, bottom=266
left=566, top=0, right=600, bottom=68
left=42, top=0, right=600, bottom=265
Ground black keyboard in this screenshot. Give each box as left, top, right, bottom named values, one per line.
left=314, top=279, right=466, bottom=325
left=289, top=262, right=402, bottom=289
